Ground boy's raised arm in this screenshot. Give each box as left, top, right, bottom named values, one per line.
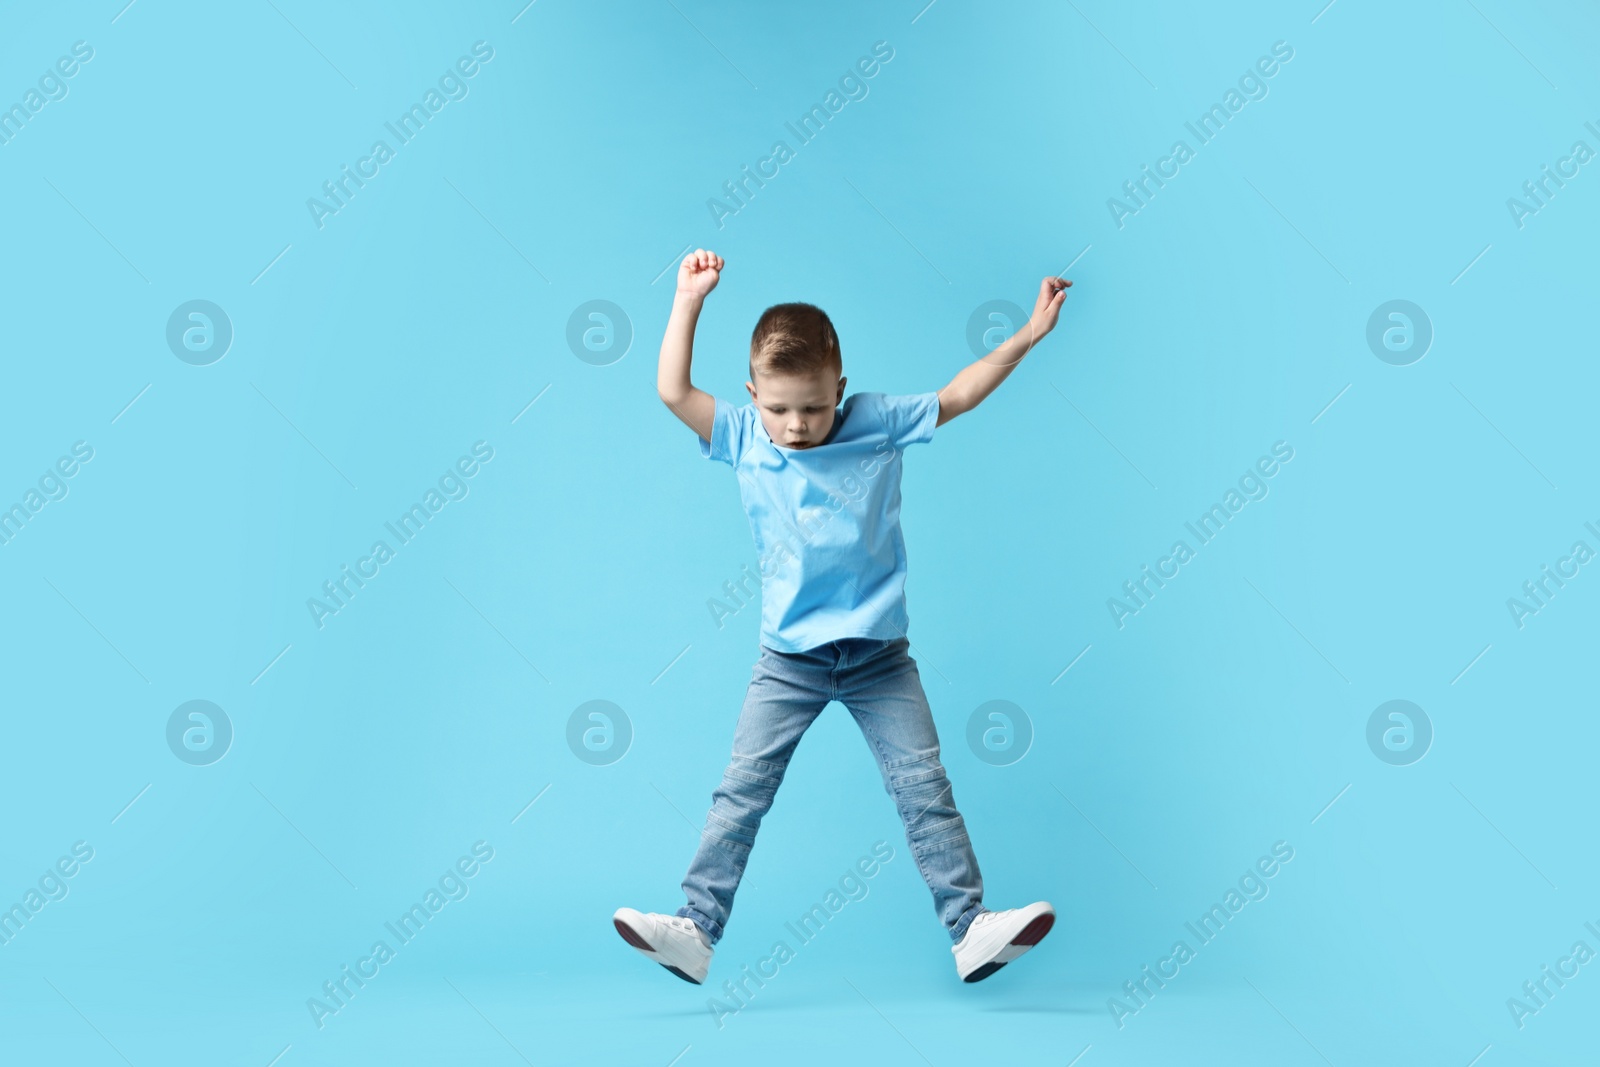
left=657, top=248, right=723, bottom=442
left=936, top=276, right=1070, bottom=427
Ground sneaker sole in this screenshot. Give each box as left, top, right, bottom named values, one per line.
left=613, top=917, right=705, bottom=985
left=962, top=911, right=1055, bottom=984
left=661, top=964, right=701, bottom=985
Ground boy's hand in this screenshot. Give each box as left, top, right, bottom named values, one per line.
left=659, top=250, right=720, bottom=442
left=1029, top=276, right=1071, bottom=334
left=677, top=248, right=725, bottom=300
left=937, top=273, right=1072, bottom=427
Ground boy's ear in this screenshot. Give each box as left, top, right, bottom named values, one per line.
left=836, top=376, right=847, bottom=402
left=745, top=380, right=758, bottom=402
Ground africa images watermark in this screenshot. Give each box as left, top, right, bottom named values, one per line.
left=0, top=841, right=95, bottom=948
left=1506, top=119, right=1600, bottom=230
left=1506, top=918, right=1600, bottom=1030
left=1107, top=441, right=1295, bottom=629
left=305, top=840, right=495, bottom=1029
left=0, top=440, right=94, bottom=548
left=1108, top=840, right=1296, bottom=1029
left=306, top=441, right=495, bottom=629
left=1107, top=40, right=1295, bottom=229
left=706, top=841, right=896, bottom=1029
left=706, top=40, right=896, bottom=229
left=306, top=41, right=496, bottom=230
left=1505, top=519, right=1600, bottom=630
left=0, top=40, right=94, bottom=147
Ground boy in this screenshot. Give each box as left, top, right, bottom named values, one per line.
left=614, top=249, right=1070, bottom=984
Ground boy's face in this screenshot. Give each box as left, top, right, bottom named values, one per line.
left=745, top=367, right=847, bottom=450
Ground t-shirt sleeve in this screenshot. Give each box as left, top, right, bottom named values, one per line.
left=698, top=397, right=758, bottom=465
left=874, top=391, right=941, bottom=449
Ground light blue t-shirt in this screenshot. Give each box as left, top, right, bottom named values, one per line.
left=699, top=390, right=940, bottom=653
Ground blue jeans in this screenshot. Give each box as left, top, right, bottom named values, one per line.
left=678, top=636, right=987, bottom=944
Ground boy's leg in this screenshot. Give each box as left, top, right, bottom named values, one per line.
left=677, top=645, right=830, bottom=944
left=836, top=637, right=986, bottom=943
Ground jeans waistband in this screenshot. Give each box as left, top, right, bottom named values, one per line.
left=761, top=635, right=909, bottom=670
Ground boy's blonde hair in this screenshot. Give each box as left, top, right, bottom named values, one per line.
left=749, top=303, right=841, bottom=379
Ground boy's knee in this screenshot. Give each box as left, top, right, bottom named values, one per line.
left=707, top=755, right=787, bottom=834
left=722, top=754, right=785, bottom=794
left=884, top=753, right=948, bottom=794
left=886, top=755, right=967, bottom=846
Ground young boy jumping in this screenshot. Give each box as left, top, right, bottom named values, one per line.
left=614, top=249, right=1071, bottom=984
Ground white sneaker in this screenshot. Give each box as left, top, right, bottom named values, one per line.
left=612, top=907, right=713, bottom=984
left=952, top=902, right=1055, bottom=983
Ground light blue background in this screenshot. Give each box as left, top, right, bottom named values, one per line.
left=1, top=1, right=1596, bottom=1064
